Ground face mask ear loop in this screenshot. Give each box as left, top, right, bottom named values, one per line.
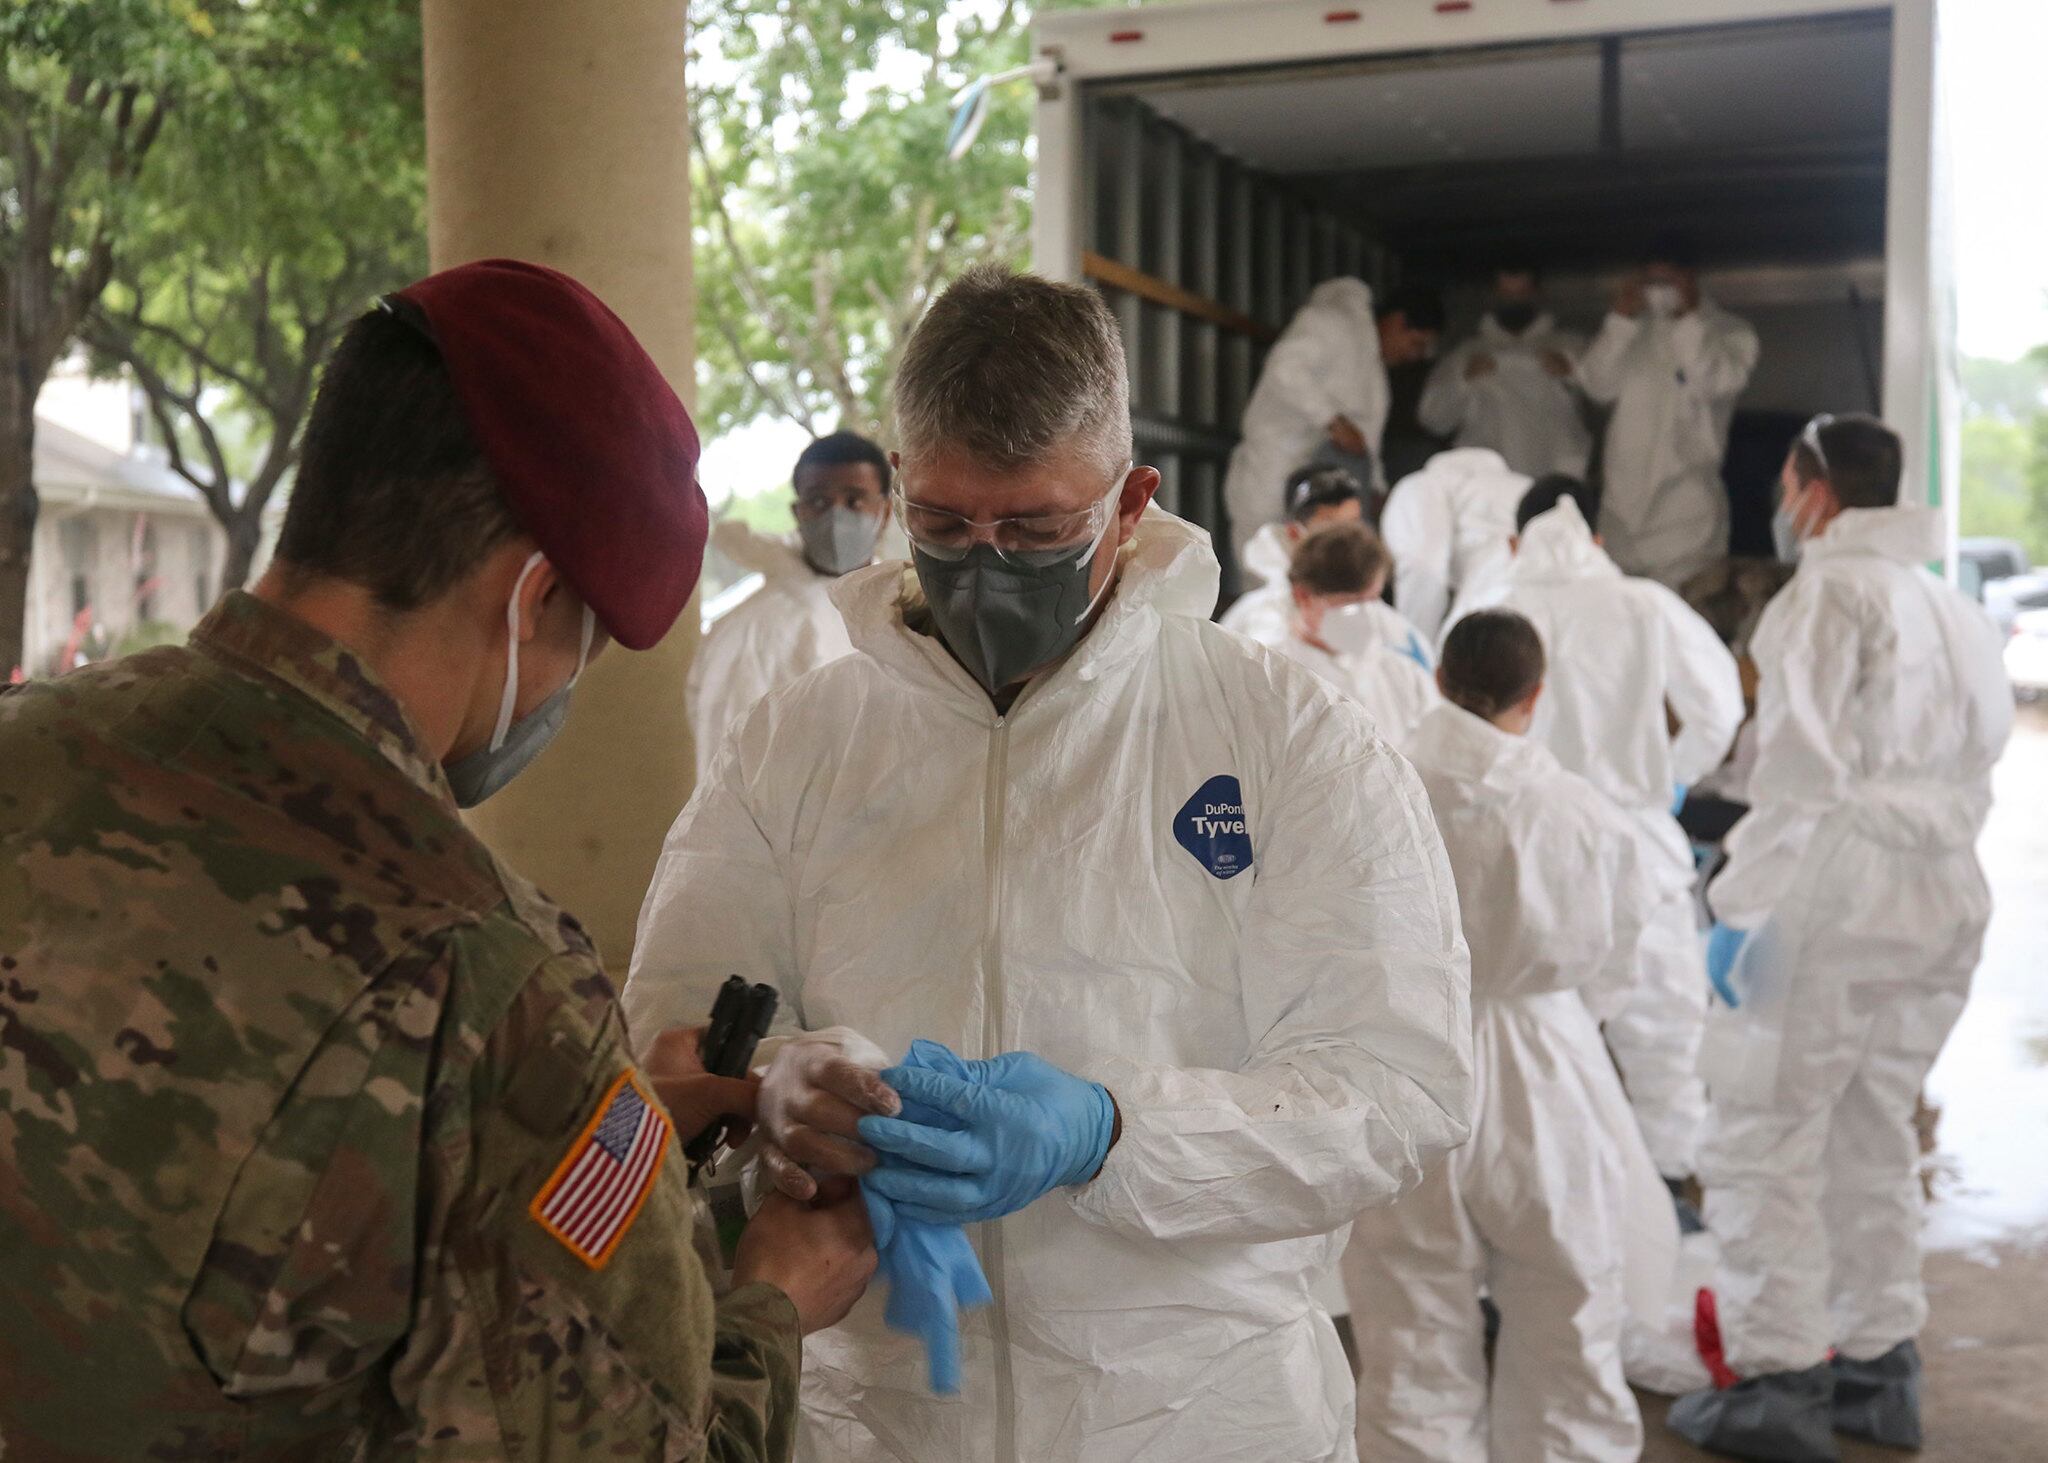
left=571, top=605, right=596, bottom=685
left=491, top=552, right=548, bottom=752
left=1070, top=467, right=1134, bottom=629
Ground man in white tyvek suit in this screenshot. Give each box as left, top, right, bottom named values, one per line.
left=1379, top=446, right=1532, bottom=646
left=1419, top=265, right=1592, bottom=479
left=1670, top=416, right=2012, bottom=1462
left=688, top=431, right=892, bottom=776
left=1345, top=609, right=1676, bottom=1462
left=1222, top=278, right=1440, bottom=565
left=1497, top=474, right=1742, bottom=1192
left=1222, top=465, right=1430, bottom=668
left=626, top=266, right=1474, bottom=1463
left=1268, top=521, right=1438, bottom=747
left=1576, top=243, right=1758, bottom=589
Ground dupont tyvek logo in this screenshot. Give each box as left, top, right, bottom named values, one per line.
left=1174, top=775, right=1253, bottom=880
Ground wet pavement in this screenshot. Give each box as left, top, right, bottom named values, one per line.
left=1641, top=701, right=2048, bottom=1462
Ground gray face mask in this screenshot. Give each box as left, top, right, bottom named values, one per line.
left=444, top=552, right=596, bottom=808
left=799, top=505, right=884, bottom=576
left=912, top=530, right=1112, bottom=697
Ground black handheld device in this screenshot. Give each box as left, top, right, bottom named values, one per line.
left=683, top=975, right=779, bottom=1173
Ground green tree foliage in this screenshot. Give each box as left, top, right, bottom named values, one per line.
left=0, top=0, right=414, bottom=671
left=87, top=2, right=426, bottom=592
left=1959, top=347, right=2048, bottom=561
left=688, top=0, right=1115, bottom=445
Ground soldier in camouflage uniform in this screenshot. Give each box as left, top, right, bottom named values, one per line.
left=0, top=260, right=873, bottom=1460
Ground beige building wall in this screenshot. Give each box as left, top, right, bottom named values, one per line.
left=423, top=0, right=699, bottom=970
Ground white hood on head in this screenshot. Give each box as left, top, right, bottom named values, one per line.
left=1241, top=521, right=1294, bottom=587
left=1512, top=497, right=1622, bottom=585
left=1808, top=505, right=1943, bottom=567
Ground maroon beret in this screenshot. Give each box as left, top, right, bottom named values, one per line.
left=389, top=259, right=707, bottom=651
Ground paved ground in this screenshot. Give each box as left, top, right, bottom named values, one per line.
left=1640, top=701, right=2048, bottom=1462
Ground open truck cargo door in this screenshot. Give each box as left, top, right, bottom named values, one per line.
left=1030, top=0, right=1956, bottom=596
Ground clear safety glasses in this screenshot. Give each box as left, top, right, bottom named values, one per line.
left=895, top=465, right=1131, bottom=565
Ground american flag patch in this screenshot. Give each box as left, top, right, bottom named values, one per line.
left=530, top=1069, right=672, bottom=1268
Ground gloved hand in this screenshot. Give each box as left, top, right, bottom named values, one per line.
left=756, top=1027, right=900, bottom=1200
left=1705, top=922, right=1749, bottom=1008
left=859, top=1040, right=992, bottom=1394
left=1671, top=782, right=1690, bottom=817
left=859, top=1044, right=1116, bottom=1226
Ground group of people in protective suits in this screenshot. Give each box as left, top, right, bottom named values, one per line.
left=1206, top=264, right=2010, bottom=1461
left=675, top=260, right=2008, bottom=1463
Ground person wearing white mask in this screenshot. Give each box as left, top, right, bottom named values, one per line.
left=1419, top=265, right=1592, bottom=479
left=1222, top=279, right=1442, bottom=566
left=1271, top=521, right=1439, bottom=747
left=687, top=431, right=892, bottom=776
left=626, top=266, right=1474, bottom=1463
left=1379, top=446, right=1532, bottom=646
left=1497, top=473, right=1742, bottom=1202
left=1345, top=609, right=1674, bottom=1463
left=1222, top=464, right=1430, bottom=669
left=1670, top=416, right=2012, bottom=1461
left=1576, top=238, right=1758, bottom=590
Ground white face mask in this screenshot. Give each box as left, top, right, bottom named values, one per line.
left=1643, top=283, right=1684, bottom=319
left=1317, top=601, right=1382, bottom=658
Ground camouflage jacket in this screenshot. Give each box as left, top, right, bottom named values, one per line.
left=0, top=592, right=800, bottom=1461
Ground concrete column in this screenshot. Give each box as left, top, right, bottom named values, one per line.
left=423, top=0, right=698, bottom=967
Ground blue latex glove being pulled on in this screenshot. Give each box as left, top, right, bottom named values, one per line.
left=859, top=1041, right=992, bottom=1394
left=859, top=1042, right=1116, bottom=1227
left=1706, top=922, right=1749, bottom=1008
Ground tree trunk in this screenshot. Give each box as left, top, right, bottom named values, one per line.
left=221, top=510, right=265, bottom=596
left=0, top=365, right=40, bottom=679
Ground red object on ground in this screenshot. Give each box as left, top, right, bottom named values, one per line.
left=1694, top=1287, right=1741, bottom=1389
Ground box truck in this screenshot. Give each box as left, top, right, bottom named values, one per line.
left=1029, top=0, right=1954, bottom=599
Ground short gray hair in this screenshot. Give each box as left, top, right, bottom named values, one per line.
left=892, top=264, right=1132, bottom=477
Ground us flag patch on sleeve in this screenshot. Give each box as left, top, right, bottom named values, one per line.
left=531, top=1068, right=673, bottom=1268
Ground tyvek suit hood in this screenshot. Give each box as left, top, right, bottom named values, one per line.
left=1514, top=497, right=1622, bottom=583
left=1694, top=501, right=2011, bottom=1385
left=1346, top=700, right=1677, bottom=1462
left=1242, top=520, right=1294, bottom=589
left=1380, top=447, right=1531, bottom=644
left=631, top=502, right=1473, bottom=1463
left=687, top=519, right=860, bottom=777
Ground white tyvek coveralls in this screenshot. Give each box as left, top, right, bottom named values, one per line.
left=1499, top=499, right=1743, bottom=1176
left=626, top=507, right=1475, bottom=1463
left=1223, top=279, right=1388, bottom=564
left=1701, top=506, right=2011, bottom=1375
left=687, top=520, right=857, bottom=778
left=1344, top=702, right=1676, bottom=1463
left=1269, top=634, right=1438, bottom=749
left=1418, top=313, right=1592, bottom=479
left=1576, top=301, right=1758, bottom=590
left=1220, top=525, right=1431, bottom=667
left=1379, top=448, right=1532, bottom=646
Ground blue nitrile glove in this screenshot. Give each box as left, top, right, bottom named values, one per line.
left=1706, top=922, right=1749, bottom=1008
left=860, top=1187, right=991, bottom=1394
left=858, top=1041, right=992, bottom=1394
left=859, top=1045, right=1116, bottom=1226
left=1671, top=782, right=1689, bottom=817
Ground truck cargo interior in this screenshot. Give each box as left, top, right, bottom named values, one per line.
left=1068, top=9, right=1897, bottom=590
